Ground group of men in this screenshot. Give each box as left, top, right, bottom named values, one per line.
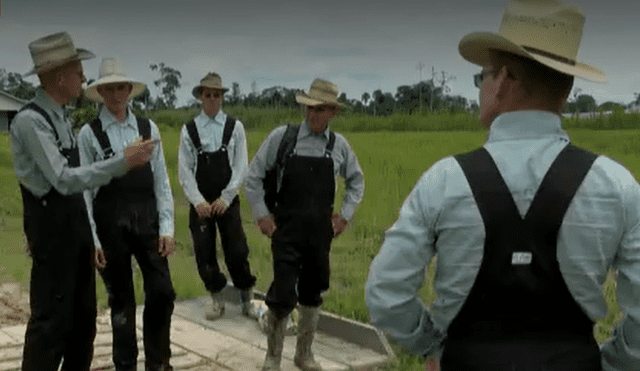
left=8, top=0, right=640, bottom=370
left=10, top=32, right=364, bottom=371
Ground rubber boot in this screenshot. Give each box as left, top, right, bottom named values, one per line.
left=261, top=309, right=287, bottom=371
left=205, top=291, right=225, bottom=320
left=293, top=305, right=322, bottom=371
left=240, top=288, right=258, bottom=319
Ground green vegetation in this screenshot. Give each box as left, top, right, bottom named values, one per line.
left=2, top=112, right=638, bottom=370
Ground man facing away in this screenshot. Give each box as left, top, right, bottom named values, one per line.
left=10, top=33, right=155, bottom=371
left=366, top=1, right=639, bottom=371
left=178, top=72, right=257, bottom=320
left=78, top=57, right=176, bottom=371
left=245, top=78, right=364, bottom=371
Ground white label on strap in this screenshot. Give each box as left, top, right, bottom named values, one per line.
left=512, top=252, right=533, bottom=265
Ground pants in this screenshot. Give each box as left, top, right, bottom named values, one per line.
left=266, top=213, right=333, bottom=319
left=97, top=223, right=175, bottom=370
left=21, top=189, right=97, bottom=371
left=189, top=198, right=256, bottom=293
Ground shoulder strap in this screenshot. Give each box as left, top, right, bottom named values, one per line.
left=221, top=116, right=236, bottom=149
left=89, top=118, right=115, bottom=158
left=276, top=124, right=300, bottom=167
left=185, top=120, right=202, bottom=153
left=136, top=116, right=151, bottom=140
left=20, top=102, right=59, bottom=143
left=325, top=131, right=336, bottom=156
left=525, top=144, right=598, bottom=229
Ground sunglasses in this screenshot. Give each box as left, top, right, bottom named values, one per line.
left=99, top=83, right=131, bottom=93
left=203, top=92, right=223, bottom=99
left=307, top=105, right=334, bottom=113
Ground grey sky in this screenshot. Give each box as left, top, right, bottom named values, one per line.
left=2, top=0, right=638, bottom=107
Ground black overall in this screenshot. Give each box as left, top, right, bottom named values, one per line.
left=441, top=145, right=601, bottom=371
left=186, top=117, right=256, bottom=293
left=90, top=118, right=175, bottom=371
left=19, top=103, right=97, bottom=371
left=266, top=131, right=336, bottom=318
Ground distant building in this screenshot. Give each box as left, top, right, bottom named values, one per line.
left=0, top=90, right=27, bottom=132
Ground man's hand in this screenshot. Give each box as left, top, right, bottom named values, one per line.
left=158, top=236, right=176, bottom=257
left=195, top=202, right=212, bottom=220
left=124, top=138, right=156, bottom=170
left=257, top=216, right=276, bottom=238
left=95, top=248, right=107, bottom=270
left=331, top=213, right=348, bottom=237
left=211, top=198, right=229, bottom=216
left=425, top=355, right=440, bottom=371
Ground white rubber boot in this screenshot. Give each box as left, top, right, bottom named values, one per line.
left=293, top=305, right=322, bottom=371
left=205, top=291, right=225, bottom=320
left=261, top=309, right=287, bottom=371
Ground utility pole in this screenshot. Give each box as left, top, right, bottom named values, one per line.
left=416, top=62, right=425, bottom=113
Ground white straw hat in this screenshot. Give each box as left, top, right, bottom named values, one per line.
left=83, top=57, right=147, bottom=103
left=25, top=32, right=95, bottom=76
left=192, top=72, right=229, bottom=98
left=458, top=0, right=607, bottom=83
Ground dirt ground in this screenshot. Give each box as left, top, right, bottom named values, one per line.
left=0, top=281, right=30, bottom=328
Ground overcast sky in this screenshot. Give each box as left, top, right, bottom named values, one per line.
left=1, top=0, right=638, bottom=107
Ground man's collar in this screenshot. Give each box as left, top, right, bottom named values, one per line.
left=486, top=110, right=569, bottom=143
left=300, top=120, right=330, bottom=140
left=200, top=109, right=226, bottom=125
left=99, top=106, right=134, bottom=130
left=34, top=87, right=65, bottom=119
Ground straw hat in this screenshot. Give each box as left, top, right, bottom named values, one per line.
left=83, top=57, right=147, bottom=103
left=458, top=0, right=607, bottom=83
left=25, top=32, right=95, bottom=76
left=192, top=72, right=229, bottom=98
left=295, top=78, right=346, bottom=107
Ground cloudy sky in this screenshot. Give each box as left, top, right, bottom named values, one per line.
left=1, top=0, right=639, bottom=107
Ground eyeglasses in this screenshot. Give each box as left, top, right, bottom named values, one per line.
left=99, top=83, right=131, bottom=93
left=204, top=92, right=222, bottom=99
left=307, top=105, right=334, bottom=113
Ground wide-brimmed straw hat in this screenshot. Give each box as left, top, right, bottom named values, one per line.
left=295, top=78, right=346, bottom=107
left=192, top=72, right=229, bottom=98
left=458, top=0, right=607, bottom=83
left=83, top=57, right=147, bottom=103
left=25, top=32, right=95, bottom=76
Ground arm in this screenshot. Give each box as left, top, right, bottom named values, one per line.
left=149, top=122, right=175, bottom=243
left=178, top=124, right=207, bottom=207
left=219, top=121, right=248, bottom=207
left=601, top=179, right=640, bottom=370
left=338, top=136, right=364, bottom=221
left=14, top=112, right=128, bottom=195
left=365, top=169, right=445, bottom=358
left=77, top=125, right=102, bottom=249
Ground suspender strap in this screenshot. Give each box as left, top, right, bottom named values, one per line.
left=20, top=102, right=60, bottom=144
left=185, top=120, right=202, bottom=153
left=136, top=116, right=151, bottom=140
left=325, top=131, right=336, bottom=156
left=276, top=124, right=300, bottom=167
left=89, top=118, right=115, bottom=158
left=221, top=116, right=235, bottom=150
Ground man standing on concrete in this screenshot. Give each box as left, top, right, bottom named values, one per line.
left=79, top=57, right=176, bottom=371
left=178, top=72, right=257, bottom=320
left=245, top=78, right=364, bottom=371
left=366, top=1, right=638, bottom=370
left=10, top=32, right=155, bottom=371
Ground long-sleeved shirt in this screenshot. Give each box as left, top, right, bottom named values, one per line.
left=78, top=107, right=174, bottom=248
left=178, top=110, right=248, bottom=207
left=9, top=87, right=128, bottom=197
left=365, top=111, right=640, bottom=370
left=245, top=120, right=364, bottom=221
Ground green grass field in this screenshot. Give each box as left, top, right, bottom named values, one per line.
left=0, top=123, right=633, bottom=370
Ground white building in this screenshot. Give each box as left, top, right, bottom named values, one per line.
left=0, top=90, right=27, bottom=132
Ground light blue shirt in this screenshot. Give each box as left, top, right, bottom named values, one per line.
left=78, top=107, right=174, bottom=248
left=365, top=111, right=640, bottom=370
left=178, top=110, right=248, bottom=207
left=244, top=121, right=364, bottom=220
left=9, top=88, right=128, bottom=197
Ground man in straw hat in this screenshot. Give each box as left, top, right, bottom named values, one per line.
left=78, top=57, right=176, bottom=371
left=178, top=72, right=257, bottom=321
left=366, top=0, right=638, bottom=370
left=245, top=78, right=364, bottom=371
left=9, top=33, right=156, bottom=371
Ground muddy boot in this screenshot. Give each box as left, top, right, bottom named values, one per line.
left=240, top=288, right=259, bottom=319
left=205, top=291, right=225, bottom=320
left=293, top=305, right=322, bottom=371
left=261, top=309, right=286, bottom=371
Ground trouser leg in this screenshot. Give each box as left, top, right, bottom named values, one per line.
left=132, top=232, right=175, bottom=370
left=217, top=199, right=256, bottom=291
left=189, top=206, right=227, bottom=293
left=265, top=225, right=303, bottom=319
left=99, top=228, right=138, bottom=371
